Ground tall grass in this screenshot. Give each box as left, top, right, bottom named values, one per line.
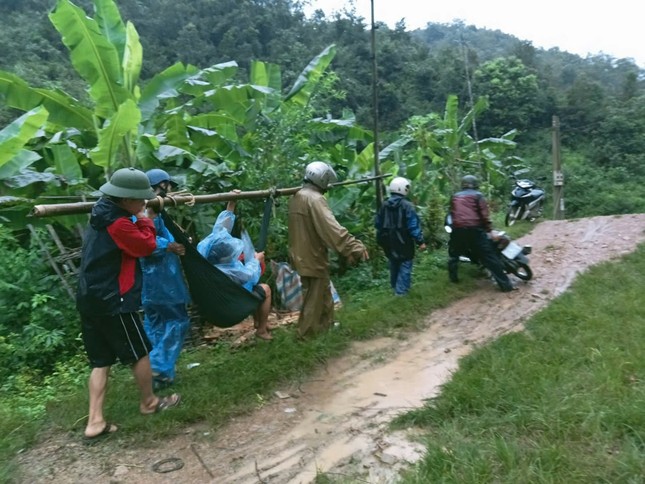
left=395, top=244, right=645, bottom=483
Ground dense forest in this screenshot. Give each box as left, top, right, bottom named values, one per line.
left=2, top=0, right=644, bottom=214
left=0, top=0, right=644, bottom=392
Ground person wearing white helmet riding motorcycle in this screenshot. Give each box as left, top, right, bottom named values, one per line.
left=375, top=177, right=427, bottom=295
left=288, top=161, right=369, bottom=338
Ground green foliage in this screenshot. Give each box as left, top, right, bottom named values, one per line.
left=562, top=150, right=645, bottom=217
left=379, top=95, right=523, bottom=245
left=395, top=244, right=645, bottom=483
left=0, top=352, right=88, bottom=482
left=474, top=56, right=543, bottom=139
left=0, top=225, right=80, bottom=381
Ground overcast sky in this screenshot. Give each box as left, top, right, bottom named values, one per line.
left=303, top=0, right=645, bottom=68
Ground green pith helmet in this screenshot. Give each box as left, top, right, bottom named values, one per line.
left=100, top=167, right=156, bottom=200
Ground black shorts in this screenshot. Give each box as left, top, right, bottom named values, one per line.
left=252, top=284, right=266, bottom=300
left=81, top=312, right=152, bottom=368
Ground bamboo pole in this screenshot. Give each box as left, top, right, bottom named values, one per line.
left=29, top=174, right=391, bottom=218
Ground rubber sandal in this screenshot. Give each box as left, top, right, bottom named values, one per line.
left=83, top=422, right=117, bottom=444
left=256, top=331, right=273, bottom=341
left=154, top=393, right=182, bottom=413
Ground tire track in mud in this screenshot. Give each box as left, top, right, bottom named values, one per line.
left=16, top=214, right=645, bottom=483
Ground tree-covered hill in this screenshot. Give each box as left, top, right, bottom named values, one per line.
left=1, top=0, right=644, bottom=219
left=3, top=0, right=643, bottom=133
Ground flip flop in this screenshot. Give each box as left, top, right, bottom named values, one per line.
left=142, top=393, right=182, bottom=415
left=255, top=331, right=273, bottom=341
left=83, top=422, right=117, bottom=443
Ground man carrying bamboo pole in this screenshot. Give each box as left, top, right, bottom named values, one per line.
left=288, top=162, right=369, bottom=338
left=76, top=168, right=181, bottom=440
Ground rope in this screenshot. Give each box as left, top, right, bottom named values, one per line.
left=155, top=195, right=164, bottom=211
left=166, top=190, right=196, bottom=207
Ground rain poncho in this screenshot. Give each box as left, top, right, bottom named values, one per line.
left=141, top=216, right=191, bottom=306
left=140, top=214, right=191, bottom=382
left=197, top=210, right=261, bottom=292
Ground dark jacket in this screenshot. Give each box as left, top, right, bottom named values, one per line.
left=450, top=188, right=493, bottom=232
left=375, top=194, right=424, bottom=260
left=77, top=198, right=156, bottom=315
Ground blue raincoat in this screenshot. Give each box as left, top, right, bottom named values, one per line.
left=197, top=210, right=261, bottom=292
left=141, top=214, right=191, bottom=382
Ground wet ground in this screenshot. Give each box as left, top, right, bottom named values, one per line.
left=15, top=214, right=645, bottom=483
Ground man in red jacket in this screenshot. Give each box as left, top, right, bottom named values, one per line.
left=77, top=168, right=181, bottom=440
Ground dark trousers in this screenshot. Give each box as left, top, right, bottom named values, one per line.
left=448, top=227, right=512, bottom=291
left=388, top=258, right=413, bottom=295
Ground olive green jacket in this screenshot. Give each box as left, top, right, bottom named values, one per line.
left=288, top=185, right=366, bottom=278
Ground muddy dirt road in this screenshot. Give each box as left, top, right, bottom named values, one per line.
left=16, top=214, right=645, bottom=483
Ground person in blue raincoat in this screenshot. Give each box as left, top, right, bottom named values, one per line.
left=141, top=169, right=192, bottom=388
left=197, top=191, right=273, bottom=340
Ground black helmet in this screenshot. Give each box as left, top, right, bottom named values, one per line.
left=461, top=175, right=479, bottom=189
left=100, top=168, right=155, bottom=199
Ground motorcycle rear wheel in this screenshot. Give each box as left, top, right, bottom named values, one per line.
left=505, top=206, right=522, bottom=226
left=508, top=261, right=532, bottom=281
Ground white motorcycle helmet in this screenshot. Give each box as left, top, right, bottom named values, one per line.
left=389, top=177, right=410, bottom=196
left=304, top=161, right=338, bottom=190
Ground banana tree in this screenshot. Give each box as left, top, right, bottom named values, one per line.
left=378, top=95, right=521, bottom=245
left=0, top=0, right=370, bottom=210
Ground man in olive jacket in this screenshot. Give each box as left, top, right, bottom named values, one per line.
left=288, top=162, right=369, bottom=338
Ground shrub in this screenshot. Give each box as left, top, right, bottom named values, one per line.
left=0, top=225, right=81, bottom=383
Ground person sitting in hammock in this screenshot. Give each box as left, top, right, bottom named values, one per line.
left=197, top=193, right=272, bottom=340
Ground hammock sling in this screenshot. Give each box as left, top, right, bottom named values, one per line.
left=161, top=201, right=273, bottom=328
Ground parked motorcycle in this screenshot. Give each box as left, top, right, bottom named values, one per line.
left=505, top=169, right=546, bottom=226
left=444, top=215, right=533, bottom=281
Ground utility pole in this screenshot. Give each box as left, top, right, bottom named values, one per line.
left=370, top=0, right=383, bottom=209
left=552, top=115, right=565, bottom=219
left=460, top=33, right=483, bottom=184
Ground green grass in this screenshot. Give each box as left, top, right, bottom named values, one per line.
left=394, top=244, right=645, bottom=483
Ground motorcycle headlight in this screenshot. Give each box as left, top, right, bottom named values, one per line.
left=522, top=245, right=532, bottom=255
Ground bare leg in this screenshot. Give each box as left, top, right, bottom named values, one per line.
left=254, top=283, right=272, bottom=340
left=133, top=355, right=159, bottom=413
left=85, top=366, right=116, bottom=437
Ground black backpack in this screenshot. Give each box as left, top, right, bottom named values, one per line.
left=376, top=204, right=414, bottom=260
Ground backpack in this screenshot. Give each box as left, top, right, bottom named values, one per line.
left=376, top=203, right=414, bottom=260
